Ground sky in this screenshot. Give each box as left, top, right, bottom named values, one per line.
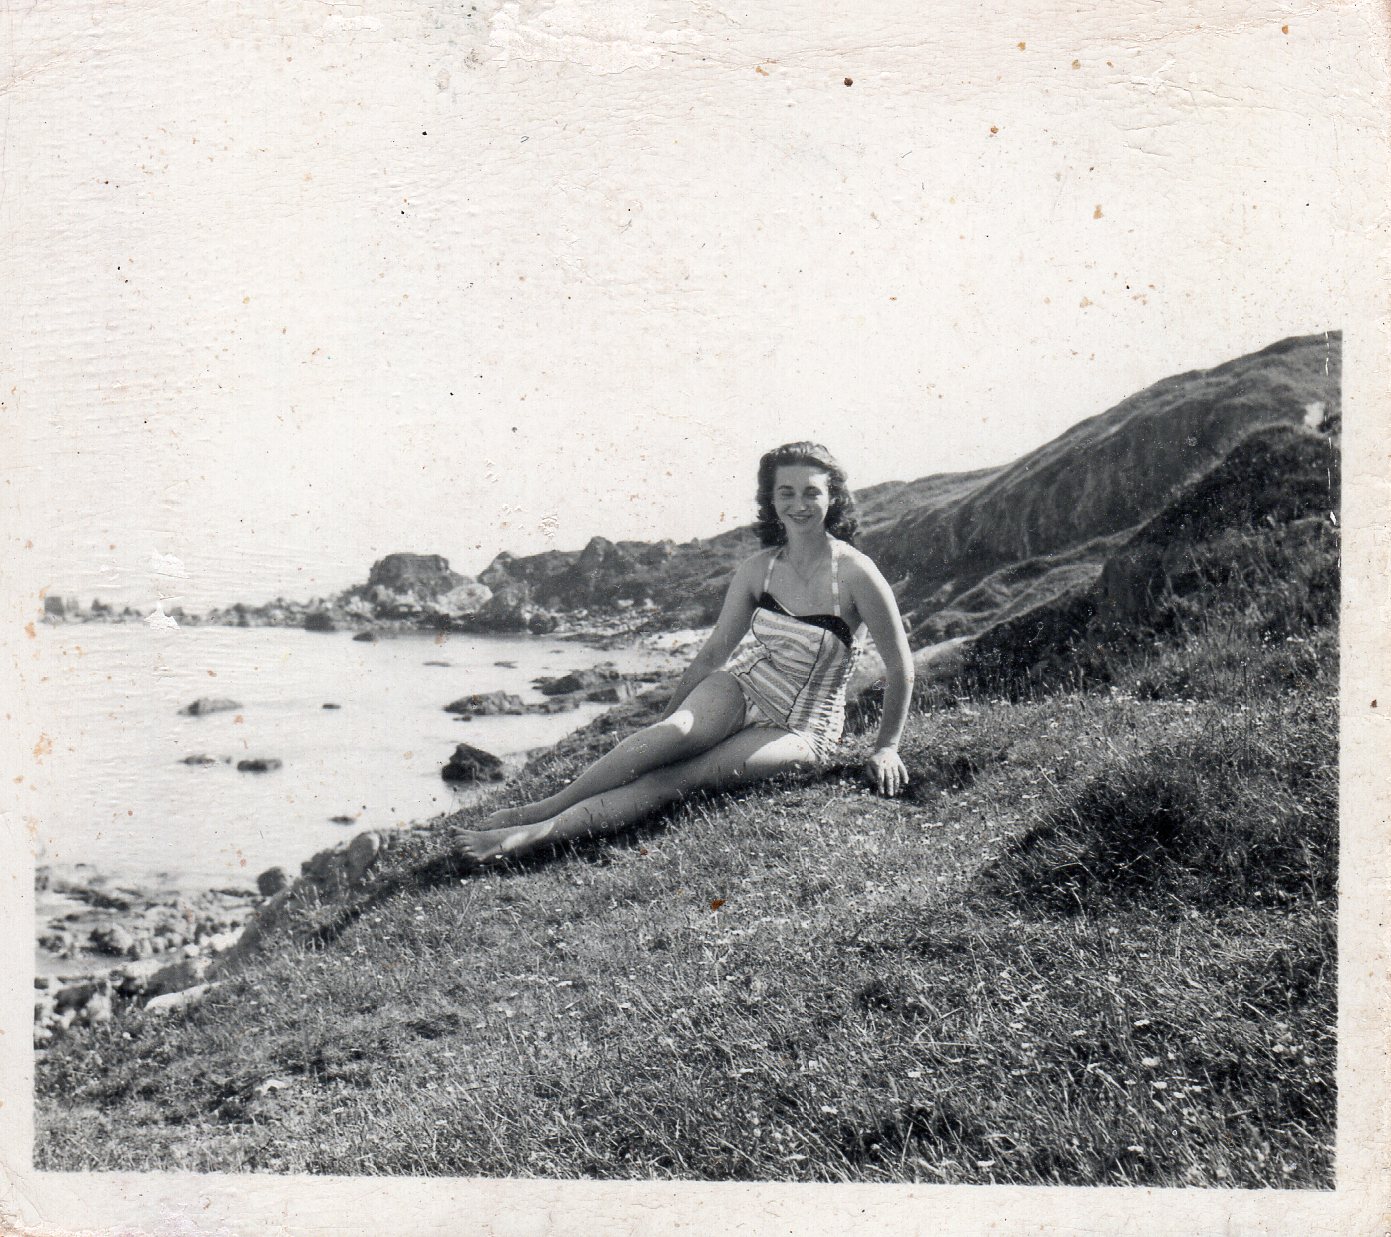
left=4, top=0, right=1381, bottom=610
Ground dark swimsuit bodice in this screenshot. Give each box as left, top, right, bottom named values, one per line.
left=755, top=593, right=855, bottom=648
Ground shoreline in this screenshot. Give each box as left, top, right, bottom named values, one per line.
left=31, top=624, right=696, bottom=1046
left=36, top=599, right=694, bottom=646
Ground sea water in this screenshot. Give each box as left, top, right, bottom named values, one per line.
left=23, top=623, right=680, bottom=891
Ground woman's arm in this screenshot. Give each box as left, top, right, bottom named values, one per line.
left=846, top=551, right=915, bottom=795
left=656, top=554, right=760, bottom=721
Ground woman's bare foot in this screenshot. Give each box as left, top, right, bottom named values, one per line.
left=456, top=821, right=552, bottom=867
left=455, top=828, right=512, bottom=867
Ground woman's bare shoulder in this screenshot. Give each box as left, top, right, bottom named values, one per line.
left=736, top=545, right=778, bottom=573
left=838, top=542, right=888, bottom=585
left=731, top=546, right=777, bottom=587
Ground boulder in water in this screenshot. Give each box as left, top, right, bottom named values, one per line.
left=256, top=866, right=290, bottom=897
left=237, top=757, right=282, bottom=773
left=442, top=743, right=506, bottom=783
left=352, top=631, right=377, bottom=643
left=534, top=663, right=622, bottom=696
left=430, top=582, right=493, bottom=619
left=444, top=690, right=527, bottom=718
left=180, top=697, right=242, bottom=717
left=583, top=681, right=635, bottom=705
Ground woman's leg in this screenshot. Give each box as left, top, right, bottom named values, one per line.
left=483, top=671, right=749, bottom=829
left=458, top=724, right=817, bottom=864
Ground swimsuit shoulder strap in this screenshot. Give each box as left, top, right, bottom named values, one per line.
left=831, top=538, right=842, bottom=618
left=761, top=547, right=781, bottom=595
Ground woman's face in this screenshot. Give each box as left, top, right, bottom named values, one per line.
left=772, top=464, right=832, bottom=535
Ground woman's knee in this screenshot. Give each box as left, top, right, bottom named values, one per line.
left=645, top=707, right=732, bottom=757
left=638, top=716, right=703, bottom=758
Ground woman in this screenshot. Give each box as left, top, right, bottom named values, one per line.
left=457, top=442, right=914, bottom=866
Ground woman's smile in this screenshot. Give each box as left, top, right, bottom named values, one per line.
left=773, top=465, right=832, bottom=533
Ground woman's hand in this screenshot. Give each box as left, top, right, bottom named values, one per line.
left=865, top=746, right=908, bottom=797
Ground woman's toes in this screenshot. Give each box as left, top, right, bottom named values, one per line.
left=455, top=830, right=500, bottom=867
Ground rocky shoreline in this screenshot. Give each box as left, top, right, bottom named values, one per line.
left=32, top=642, right=692, bottom=1051
left=39, top=547, right=707, bottom=643
left=34, top=867, right=259, bottom=1046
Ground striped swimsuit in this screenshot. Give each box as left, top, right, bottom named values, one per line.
left=726, top=539, right=859, bottom=763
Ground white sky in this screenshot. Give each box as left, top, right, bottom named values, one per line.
left=4, top=0, right=1379, bottom=609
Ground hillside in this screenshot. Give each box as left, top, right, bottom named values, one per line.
left=959, top=422, right=1339, bottom=696
left=34, top=361, right=1341, bottom=1186
left=866, top=332, right=1340, bottom=637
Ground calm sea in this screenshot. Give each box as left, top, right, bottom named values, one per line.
left=24, top=623, right=679, bottom=891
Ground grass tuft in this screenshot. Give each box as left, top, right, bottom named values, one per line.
left=978, top=689, right=1337, bottom=914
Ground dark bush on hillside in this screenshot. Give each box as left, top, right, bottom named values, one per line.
left=956, top=424, right=1339, bottom=700
left=977, top=700, right=1337, bottom=914
left=1133, top=423, right=1338, bottom=550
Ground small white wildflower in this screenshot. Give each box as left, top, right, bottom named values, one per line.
left=1151, top=1081, right=1168, bottom=1090
left=906, top=1070, right=923, bottom=1079
left=1141, top=1057, right=1161, bottom=1068
left=976, top=1159, right=996, bottom=1169
left=1126, top=1144, right=1144, bottom=1153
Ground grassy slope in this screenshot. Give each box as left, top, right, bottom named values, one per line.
left=35, top=631, right=1336, bottom=1186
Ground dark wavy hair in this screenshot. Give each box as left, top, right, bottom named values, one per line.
left=753, top=441, right=859, bottom=547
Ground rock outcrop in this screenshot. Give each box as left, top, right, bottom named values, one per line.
left=366, top=553, right=467, bottom=597
left=441, top=743, right=506, bottom=783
